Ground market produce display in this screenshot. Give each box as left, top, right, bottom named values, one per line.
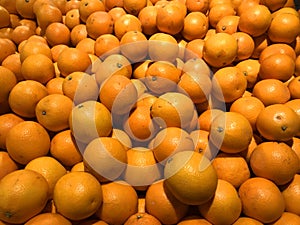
left=0, top=0, right=300, bottom=224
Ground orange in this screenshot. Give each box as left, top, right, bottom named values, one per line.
left=75, top=38, right=96, bottom=54
left=252, top=79, right=290, bottom=106
left=70, top=161, right=84, bottom=172
left=70, top=24, right=88, bottom=46
left=124, top=212, right=162, bottom=225
left=259, top=53, right=295, bottom=82
left=6, top=121, right=50, bottom=165
left=230, top=96, right=265, bottom=131
left=108, top=6, right=126, bottom=22
left=79, top=0, right=105, bottom=23
left=235, top=59, right=260, bottom=89
left=295, top=55, right=300, bottom=76
left=211, top=66, right=247, bottom=103
left=34, top=4, right=62, bottom=33
left=259, top=43, right=296, bottom=63
left=111, top=128, right=132, bottom=150
left=95, top=181, right=138, bottom=225
left=239, top=134, right=262, bottom=163
left=137, top=6, right=158, bottom=36
left=69, top=100, right=112, bottom=144
left=11, top=25, right=35, bottom=45
left=53, top=171, right=103, bottom=221
left=215, top=15, right=240, bottom=34
left=185, top=0, right=209, bottom=13
left=202, top=33, right=238, bottom=68
left=148, top=32, right=179, bottom=62
left=15, top=0, right=36, bottom=19
left=0, top=38, right=16, bottom=64
left=124, top=147, right=161, bottom=190
left=145, top=180, right=189, bottom=224
left=232, top=217, right=264, bottom=225
left=0, top=169, right=49, bottom=224
left=0, top=66, right=17, bottom=104
left=123, top=0, right=147, bottom=15
left=208, top=3, right=236, bottom=28
left=83, top=137, right=127, bottom=183
left=268, top=13, right=300, bottom=44
left=104, top=0, right=124, bottom=11
left=238, top=4, right=272, bottom=37
left=95, top=53, right=132, bottom=85
left=184, top=39, right=205, bottom=60
left=189, top=129, right=211, bottom=155
left=8, top=80, right=48, bottom=118
left=210, top=111, right=253, bottom=153
left=99, top=74, right=137, bottom=115
left=0, top=151, right=18, bottom=180
left=94, top=34, right=120, bottom=59
left=288, top=77, right=300, bottom=99
left=290, top=137, right=300, bottom=172
left=50, top=45, right=68, bottom=63
left=251, top=33, right=270, bottom=59
left=285, top=99, right=300, bottom=136
left=123, top=105, right=158, bottom=142
left=25, top=156, right=67, bottom=197
left=64, top=0, right=81, bottom=12
left=50, top=129, right=83, bottom=167
left=164, top=151, right=218, bottom=205
left=86, top=11, right=114, bottom=40
left=238, top=177, right=285, bottom=223
left=19, top=40, right=52, bottom=62
left=156, top=1, right=185, bottom=35
left=177, top=216, right=212, bottom=225
left=62, top=71, right=99, bottom=105
left=151, top=127, right=194, bottom=163
left=260, top=0, right=288, bottom=11
left=150, top=92, right=195, bottom=129
left=21, top=53, right=55, bottom=84
left=198, top=179, right=242, bottom=225
left=250, top=141, right=299, bottom=185
left=144, top=61, right=181, bottom=94
left=24, top=212, right=72, bottom=225
left=120, top=30, right=148, bottom=62
left=64, top=8, right=80, bottom=30
left=57, top=47, right=92, bottom=77
left=35, top=94, right=73, bottom=132
left=231, top=32, right=255, bottom=61
left=46, top=77, right=64, bottom=95
left=0, top=0, right=17, bottom=14
left=256, top=104, right=300, bottom=141
left=269, top=212, right=300, bottom=225
left=197, top=109, right=224, bottom=132
left=212, top=153, right=250, bottom=188
left=182, top=12, right=208, bottom=41
left=114, top=14, right=142, bottom=40
left=1, top=53, right=23, bottom=82
left=282, top=174, right=300, bottom=215
left=45, top=22, right=71, bottom=47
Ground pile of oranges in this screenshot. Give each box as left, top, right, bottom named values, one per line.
left=0, top=0, right=300, bottom=224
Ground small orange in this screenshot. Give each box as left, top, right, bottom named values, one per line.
left=53, top=171, right=103, bottom=221
left=21, top=53, right=55, bottom=84
left=124, top=212, right=162, bottom=225
left=182, top=12, right=208, bottom=41
left=95, top=181, right=138, bottom=225
left=1, top=53, right=23, bottom=82
left=230, top=96, right=265, bottom=131
left=0, top=38, right=16, bottom=64
left=232, top=32, right=255, bottom=61
left=269, top=212, right=300, bottom=225
left=145, top=180, right=189, bottom=224
left=250, top=141, right=299, bottom=185
left=45, top=22, right=71, bottom=47
left=210, top=111, right=253, bottom=153
left=69, top=100, right=112, bottom=144
left=0, top=0, right=17, bottom=14
left=252, top=79, right=290, bottom=106
left=211, top=66, right=247, bottom=103
left=19, top=40, right=52, bottom=62
left=251, top=33, right=270, bottom=59
left=108, top=6, right=126, bottom=22
left=185, top=0, right=209, bottom=13
left=164, top=151, right=218, bottom=205
left=184, top=39, right=205, bottom=60
left=114, top=14, right=142, bottom=40
left=104, top=0, right=124, bottom=11
left=0, top=151, right=19, bottom=180
left=232, top=217, right=264, bottom=225
left=8, top=80, right=48, bottom=118
left=46, top=77, right=64, bottom=95
left=295, top=55, right=300, bottom=76
left=35, top=94, right=73, bottom=132
left=94, top=34, right=120, bottom=59
left=197, top=109, right=224, bottom=132
left=0, top=66, right=17, bottom=104
left=11, top=25, right=35, bottom=45
left=79, top=0, right=105, bottom=23
left=215, top=15, right=240, bottom=34
left=85, top=11, right=114, bottom=40
left=24, top=212, right=72, bottom=225
left=198, top=179, right=242, bottom=225
left=57, top=47, right=92, bottom=77
left=177, top=216, right=212, bottom=225
left=239, top=177, right=285, bottom=223
left=34, top=4, right=62, bottom=32
left=260, top=0, right=288, bottom=11
left=123, top=0, right=147, bottom=15
left=0, top=169, right=49, bottom=224
left=256, top=104, right=300, bottom=141
left=202, top=32, right=238, bottom=68
left=6, top=121, right=50, bottom=165
left=259, top=53, right=295, bottom=82
left=288, top=76, right=300, bottom=99
left=70, top=24, right=88, bottom=46
left=137, top=5, right=158, bottom=36
left=83, top=137, right=127, bottom=182
left=259, top=43, right=296, bottom=63
left=285, top=99, right=300, bottom=136
left=208, top=3, right=236, bottom=28
left=15, top=0, right=36, bottom=19
left=50, top=129, right=83, bottom=167
left=235, top=59, right=260, bottom=89
left=238, top=4, right=272, bottom=37
left=64, top=8, right=80, bottom=30
left=282, top=174, right=300, bottom=215
left=212, top=153, right=250, bottom=188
